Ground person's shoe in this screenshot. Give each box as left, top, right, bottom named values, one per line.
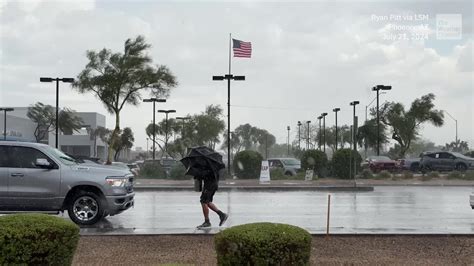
left=196, top=221, right=211, bottom=229
left=219, top=213, right=228, bottom=226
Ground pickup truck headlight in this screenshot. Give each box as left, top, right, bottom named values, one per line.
left=106, top=177, right=127, bottom=187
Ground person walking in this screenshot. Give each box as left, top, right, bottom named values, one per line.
left=196, top=169, right=228, bottom=229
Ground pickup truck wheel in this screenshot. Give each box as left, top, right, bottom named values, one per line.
left=67, top=191, right=105, bottom=225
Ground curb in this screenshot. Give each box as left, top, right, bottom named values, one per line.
left=133, top=186, right=375, bottom=192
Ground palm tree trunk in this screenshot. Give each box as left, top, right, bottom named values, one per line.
left=107, top=112, right=120, bottom=164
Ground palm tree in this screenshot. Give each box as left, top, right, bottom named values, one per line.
left=74, top=36, right=177, bottom=163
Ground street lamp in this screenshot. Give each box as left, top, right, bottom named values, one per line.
left=317, top=116, right=322, bottom=150
left=146, top=138, right=149, bottom=159
left=143, top=98, right=166, bottom=160
left=176, top=116, right=191, bottom=139
left=297, top=121, right=302, bottom=150
left=321, top=113, right=328, bottom=153
left=158, top=109, right=176, bottom=156
left=443, top=110, right=458, bottom=144
left=365, top=92, right=387, bottom=122
left=333, top=108, right=340, bottom=150
left=0, top=108, right=14, bottom=141
left=40, top=77, right=74, bottom=148
left=372, top=85, right=392, bottom=155
left=306, top=121, right=311, bottom=150
left=349, top=101, right=360, bottom=153
left=213, top=74, right=245, bottom=176
left=287, top=126, right=290, bottom=156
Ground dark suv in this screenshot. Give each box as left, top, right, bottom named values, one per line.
left=420, top=151, right=474, bottom=172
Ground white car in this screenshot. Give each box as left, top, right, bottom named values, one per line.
left=470, top=193, right=474, bottom=209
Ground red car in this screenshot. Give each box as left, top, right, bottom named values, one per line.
left=361, top=156, right=397, bottom=172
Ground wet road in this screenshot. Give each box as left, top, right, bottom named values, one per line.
left=78, top=186, right=474, bottom=235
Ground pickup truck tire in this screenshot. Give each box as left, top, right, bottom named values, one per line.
left=67, top=190, right=105, bottom=225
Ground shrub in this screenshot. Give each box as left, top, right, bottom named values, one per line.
left=401, top=171, right=414, bottom=179
left=300, top=150, right=328, bottom=175
left=169, top=163, right=192, bottom=180
left=140, top=161, right=167, bottom=179
left=359, top=169, right=374, bottom=179
left=447, top=171, right=463, bottom=180
left=0, top=214, right=79, bottom=265
left=233, top=150, right=263, bottom=179
left=270, top=168, right=286, bottom=180
left=376, top=170, right=392, bottom=179
left=427, top=171, right=440, bottom=178
left=215, top=223, right=311, bottom=266
left=463, top=170, right=474, bottom=180
left=331, top=148, right=362, bottom=179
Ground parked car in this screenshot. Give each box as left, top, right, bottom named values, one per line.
left=420, top=151, right=474, bottom=172
left=361, top=156, right=397, bottom=172
left=267, top=158, right=301, bottom=176
left=397, top=158, right=421, bottom=172
left=0, top=141, right=135, bottom=225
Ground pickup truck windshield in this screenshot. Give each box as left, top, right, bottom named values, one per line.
left=44, top=146, right=77, bottom=166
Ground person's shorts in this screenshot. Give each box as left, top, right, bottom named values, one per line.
left=200, top=180, right=218, bottom=204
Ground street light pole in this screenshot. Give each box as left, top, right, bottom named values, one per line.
left=443, top=110, right=458, bottom=144
left=306, top=121, right=311, bottom=150
left=317, top=116, right=322, bottom=150
left=321, top=113, right=328, bottom=153
left=287, top=126, right=290, bottom=156
left=372, top=85, right=392, bottom=155
left=297, top=121, right=302, bottom=150
left=350, top=101, right=360, bottom=180
left=213, top=74, right=245, bottom=176
left=143, top=98, right=166, bottom=160
left=0, top=108, right=14, bottom=141
left=333, top=108, right=340, bottom=150
left=40, top=77, right=74, bottom=149
left=158, top=109, right=176, bottom=157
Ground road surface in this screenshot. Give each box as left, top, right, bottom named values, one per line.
left=78, top=186, right=474, bottom=235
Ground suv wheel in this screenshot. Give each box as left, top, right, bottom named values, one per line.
left=456, top=163, right=467, bottom=172
left=67, top=190, right=105, bottom=225
left=410, top=163, right=419, bottom=172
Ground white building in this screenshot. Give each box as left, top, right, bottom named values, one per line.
left=0, top=107, right=108, bottom=160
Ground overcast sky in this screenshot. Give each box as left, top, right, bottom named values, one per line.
left=1, top=0, right=472, bottom=152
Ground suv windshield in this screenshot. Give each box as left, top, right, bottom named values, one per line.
left=282, top=159, right=300, bottom=165
left=43, top=146, right=77, bottom=166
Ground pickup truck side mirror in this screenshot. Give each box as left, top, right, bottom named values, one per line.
left=35, top=158, right=52, bottom=169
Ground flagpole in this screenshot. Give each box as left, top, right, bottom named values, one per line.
left=227, top=33, right=232, bottom=177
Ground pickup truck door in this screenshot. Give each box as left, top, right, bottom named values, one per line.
left=7, top=146, right=61, bottom=211
left=0, top=145, right=9, bottom=210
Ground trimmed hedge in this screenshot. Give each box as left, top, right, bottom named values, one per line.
left=233, top=150, right=263, bottom=179
left=215, top=222, right=311, bottom=265
left=331, top=148, right=362, bottom=179
left=169, top=163, right=191, bottom=180
left=140, top=161, right=167, bottom=178
left=0, top=214, right=79, bottom=265
left=300, top=150, right=328, bottom=175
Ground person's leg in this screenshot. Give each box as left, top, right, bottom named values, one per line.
left=201, top=203, right=210, bottom=222
left=207, top=202, right=228, bottom=226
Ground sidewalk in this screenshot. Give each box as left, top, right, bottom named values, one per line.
left=134, top=177, right=474, bottom=191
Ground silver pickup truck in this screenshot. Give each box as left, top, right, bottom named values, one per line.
left=0, top=141, right=134, bottom=225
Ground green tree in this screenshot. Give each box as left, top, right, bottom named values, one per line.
left=379, top=93, right=444, bottom=158
left=87, top=126, right=110, bottom=157
left=332, top=148, right=362, bottom=179
left=27, top=102, right=83, bottom=143
left=233, top=150, right=263, bottom=179
left=112, top=127, right=135, bottom=161
left=73, top=35, right=177, bottom=163
left=443, top=139, right=470, bottom=153
left=357, top=119, right=388, bottom=154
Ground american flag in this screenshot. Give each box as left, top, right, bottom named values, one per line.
left=233, top=39, right=252, bottom=58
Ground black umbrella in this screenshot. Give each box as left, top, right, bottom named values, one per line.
left=180, top=146, right=225, bottom=180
